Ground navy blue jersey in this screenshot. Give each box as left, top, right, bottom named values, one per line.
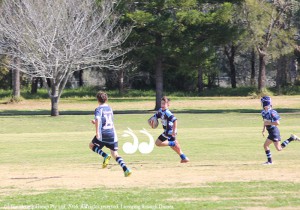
left=261, top=108, right=280, bottom=130
left=154, top=108, right=177, bottom=136
left=94, top=104, right=117, bottom=143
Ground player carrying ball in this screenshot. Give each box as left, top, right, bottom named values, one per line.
left=149, top=96, right=189, bottom=163
left=89, top=91, right=132, bottom=177
left=261, top=96, right=300, bottom=165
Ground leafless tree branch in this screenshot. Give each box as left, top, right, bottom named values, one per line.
left=0, top=0, right=132, bottom=115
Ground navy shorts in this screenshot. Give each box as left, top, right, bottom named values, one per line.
left=158, top=133, right=176, bottom=142
left=267, top=127, right=281, bottom=142
left=92, top=136, right=118, bottom=151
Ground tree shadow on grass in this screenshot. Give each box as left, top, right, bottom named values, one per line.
left=1, top=108, right=300, bottom=116
left=0, top=110, right=151, bottom=116
left=174, top=108, right=300, bottom=114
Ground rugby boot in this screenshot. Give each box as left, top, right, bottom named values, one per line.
left=290, top=134, right=300, bottom=141
left=124, top=169, right=132, bottom=177
left=102, top=155, right=111, bottom=168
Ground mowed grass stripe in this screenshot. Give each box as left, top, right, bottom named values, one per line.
left=1, top=181, right=300, bottom=209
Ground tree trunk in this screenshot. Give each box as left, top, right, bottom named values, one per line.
left=224, top=45, right=237, bottom=88
left=258, top=52, right=267, bottom=92
left=276, top=56, right=288, bottom=93
left=289, top=58, right=297, bottom=85
left=31, top=77, right=38, bottom=94
left=207, top=74, right=215, bottom=89
left=12, top=58, right=20, bottom=98
left=229, top=58, right=236, bottom=88
left=50, top=85, right=59, bottom=116
left=275, top=61, right=282, bottom=94
left=198, top=66, right=204, bottom=95
left=46, top=78, right=52, bottom=88
left=118, top=68, right=125, bottom=95
left=155, top=56, right=163, bottom=110
left=39, top=77, right=43, bottom=88
left=250, top=48, right=256, bottom=86
left=154, top=34, right=163, bottom=110
left=78, top=70, right=83, bottom=87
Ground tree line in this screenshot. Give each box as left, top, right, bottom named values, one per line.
left=0, top=0, right=300, bottom=115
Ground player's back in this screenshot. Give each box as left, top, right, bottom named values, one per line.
left=95, top=104, right=116, bottom=143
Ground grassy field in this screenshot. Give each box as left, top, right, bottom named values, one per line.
left=1, top=96, right=300, bottom=209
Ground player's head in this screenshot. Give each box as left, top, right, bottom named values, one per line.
left=96, top=91, right=108, bottom=104
left=261, top=96, right=271, bottom=109
left=161, top=96, right=170, bottom=110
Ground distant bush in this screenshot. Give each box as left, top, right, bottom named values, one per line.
left=198, top=87, right=257, bottom=97
left=9, top=96, right=25, bottom=103
left=270, top=86, right=300, bottom=95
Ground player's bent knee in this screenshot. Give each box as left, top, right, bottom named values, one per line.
left=155, top=140, right=162, bottom=146
left=89, top=142, right=94, bottom=150
left=263, top=142, right=270, bottom=149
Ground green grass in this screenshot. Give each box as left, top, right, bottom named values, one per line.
left=1, top=181, right=300, bottom=209
left=1, top=97, right=300, bottom=209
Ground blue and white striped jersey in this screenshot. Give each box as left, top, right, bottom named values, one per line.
left=154, top=108, right=177, bottom=136
left=261, top=108, right=280, bottom=130
left=94, top=104, right=117, bottom=143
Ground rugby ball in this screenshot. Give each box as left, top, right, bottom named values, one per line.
left=148, top=116, right=159, bottom=129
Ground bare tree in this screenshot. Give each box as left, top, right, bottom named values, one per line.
left=0, top=0, right=131, bottom=116
left=12, top=58, right=20, bottom=99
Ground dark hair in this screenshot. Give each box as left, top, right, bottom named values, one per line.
left=96, top=91, right=108, bottom=103
left=161, top=96, right=170, bottom=103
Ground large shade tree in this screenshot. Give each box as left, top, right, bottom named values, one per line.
left=243, top=0, right=296, bottom=92
left=126, top=0, right=182, bottom=110
left=0, top=0, right=131, bottom=116
left=125, top=1, right=234, bottom=109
